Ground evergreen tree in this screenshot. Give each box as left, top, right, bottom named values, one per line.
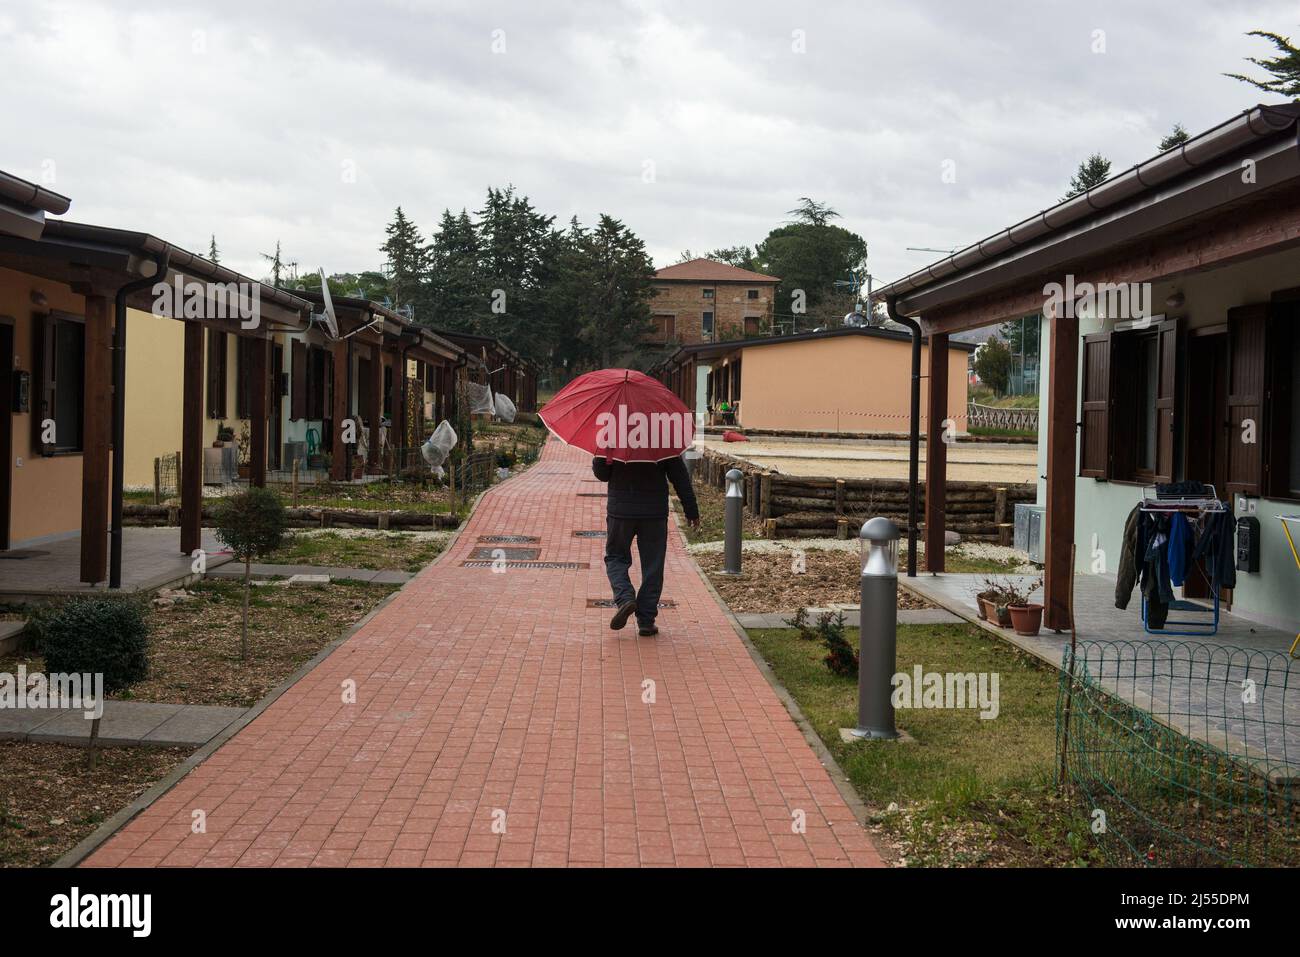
left=753, top=198, right=867, bottom=326
left=1226, top=30, right=1300, bottom=95
left=1158, top=123, right=1190, bottom=152
left=427, top=209, right=482, bottom=332
left=260, top=241, right=296, bottom=288
left=706, top=246, right=757, bottom=270
left=475, top=185, right=555, bottom=354
left=207, top=234, right=220, bottom=264
left=574, top=215, right=656, bottom=368
left=380, top=206, right=430, bottom=317
left=1063, top=154, right=1112, bottom=200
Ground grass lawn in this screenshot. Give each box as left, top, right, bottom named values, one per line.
left=748, top=622, right=1100, bottom=866
left=1, top=579, right=399, bottom=708
left=0, top=741, right=190, bottom=867
left=676, top=478, right=763, bottom=544
left=262, top=530, right=448, bottom=572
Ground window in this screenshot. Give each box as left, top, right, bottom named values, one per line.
left=747, top=289, right=759, bottom=300
left=206, top=329, right=227, bottom=418
left=33, top=314, right=84, bottom=454
left=235, top=336, right=256, bottom=419
left=383, top=364, right=393, bottom=417
left=702, top=311, right=714, bottom=340
left=305, top=345, right=328, bottom=421
left=744, top=316, right=761, bottom=336
left=291, top=340, right=307, bottom=420
left=647, top=315, right=675, bottom=342
left=1078, top=319, right=1178, bottom=483
left=702, top=288, right=714, bottom=299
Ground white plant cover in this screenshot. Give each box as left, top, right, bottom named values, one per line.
left=420, top=420, right=458, bottom=470
left=494, top=392, right=517, bottom=423
left=466, top=381, right=495, bottom=415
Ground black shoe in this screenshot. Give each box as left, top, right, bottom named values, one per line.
left=609, top=600, right=637, bottom=631
left=638, top=624, right=658, bottom=637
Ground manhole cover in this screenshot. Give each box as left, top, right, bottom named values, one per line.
left=587, top=598, right=675, bottom=608
left=461, top=560, right=589, bottom=570
left=477, top=535, right=540, bottom=544
left=469, top=546, right=541, bottom=560
left=572, top=530, right=606, bottom=538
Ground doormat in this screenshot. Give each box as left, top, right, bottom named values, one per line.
left=477, top=535, right=541, bottom=544
left=461, top=560, right=589, bottom=570
left=587, top=598, right=675, bottom=609
left=572, top=530, right=606, bottom=538
left=0, top=550, right=48, bottom=560
left=468, top=546, right=541, bottom=561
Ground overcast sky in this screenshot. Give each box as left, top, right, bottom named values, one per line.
left=2, top=0, right=1295, bottom=286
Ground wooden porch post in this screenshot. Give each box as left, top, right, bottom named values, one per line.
left=1044, top=313, right=1079, bottom=631
left=180, top=321, right=204, bottom=555
left=369, top=343, right=383, bottom=469
left=249, top=335, right=267, bottom=488
left=925, top=333, right=949, bottom=572
left=80, top=294, right=111, bottom=583
left=330, top=340, right=349, bottom=481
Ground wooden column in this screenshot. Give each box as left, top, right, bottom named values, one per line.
left=180, top=322, right=204, bottom=555
left=330, top=340, right=349, bottom=481
left=1044, top=313, right=1080, bottom=631
left=80, top=294, right=111, bottom=583
left=369, top=343, right=384, bottom=468
left=249, top=336, right=267, bottom=487
left=925, top=333, right=949, bottom=573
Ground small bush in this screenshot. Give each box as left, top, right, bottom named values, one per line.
left=34, top=597, right=149, bottom=692
left=817, top=611, right=858, bottom=678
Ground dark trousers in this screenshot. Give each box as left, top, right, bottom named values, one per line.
left=604, top=516, right=668, bottom=628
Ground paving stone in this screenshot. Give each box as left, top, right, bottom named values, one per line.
left=142, top=705, right=245, bottom=746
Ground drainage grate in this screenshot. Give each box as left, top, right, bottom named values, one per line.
left=587, top=598, right=675, bottom=609
left=577, top=492, right=607, bottom=497
left=468, top=546, right=541, bottom=560
left=572, top=530, right=606, bottom=538
left=477, top=535, right=540, bottom=544
left=461, top=560, right=589, bottom=570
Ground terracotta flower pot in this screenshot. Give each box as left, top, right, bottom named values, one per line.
left=979, top=598, right=1012, bottom=627
left=1008, top=603, right=1044, bottom=636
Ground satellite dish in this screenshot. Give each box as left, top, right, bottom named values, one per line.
left=318, top=268, right=340, bottom=339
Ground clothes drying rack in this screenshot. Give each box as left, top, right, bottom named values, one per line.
left=1279, top=515, right=1300, bottom=657
left=1139, top=485, right=1229, bottom=637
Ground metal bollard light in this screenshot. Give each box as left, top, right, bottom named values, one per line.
left=850, top=516, right=901, bottom=739
left=723, top=468, right=743, bottom=575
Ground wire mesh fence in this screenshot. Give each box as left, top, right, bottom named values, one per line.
left=1057, top=637, right=1300, bottom=866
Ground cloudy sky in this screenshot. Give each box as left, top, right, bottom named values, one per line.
left=2, top=0, right=1295, bottom=286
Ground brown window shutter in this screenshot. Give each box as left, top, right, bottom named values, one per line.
left=206, top=330, right=227, bottom=419
left=1226, top=304, right=1267, bottom=495
left=291, top=340, right=307, bottom=421
left=1079, top=332, right=1112, bottom=478
left=236, top=337, right=253, bottom=419
left=1154, top=319, right=1180, bottom=484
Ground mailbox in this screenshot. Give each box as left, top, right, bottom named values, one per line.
left=1236, top=516, right=1260, bottom=574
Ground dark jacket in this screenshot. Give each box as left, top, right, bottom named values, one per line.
left=592, top=456, right=699, bottom=522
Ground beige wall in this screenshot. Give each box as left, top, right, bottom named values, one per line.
left=0, top=266, right=96, bottom=545
left=123, top=308, right=186, bottom=487
left=736, top=334, right=970, bottom=434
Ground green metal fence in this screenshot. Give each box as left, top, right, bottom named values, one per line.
left=1057, top=638, right=1300, bottom=867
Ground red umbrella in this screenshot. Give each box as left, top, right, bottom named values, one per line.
left=539, top=368, right=695, bottom=463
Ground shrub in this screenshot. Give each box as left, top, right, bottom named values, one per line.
left=817, top=611, right=858, bottom=678
left=34, top=597, right=149, bottom=692
left=213, top=487, right=287, bottom=661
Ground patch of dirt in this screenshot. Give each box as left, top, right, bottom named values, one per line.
left=695, top=549, right=934, bottom=614
left=0, top=741, right=189, bottom=867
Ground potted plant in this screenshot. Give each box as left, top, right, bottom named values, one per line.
left=976, top=578, right=1011, bottom=625
left=214, top=422, right=235, bottom=448
left=1005, top=576, right=1045, bottom=636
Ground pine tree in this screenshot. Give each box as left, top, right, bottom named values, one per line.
left=1063, top=154, right=1112, bottom=200
left=575, top=214, right=656, bottom=368
left=1158, top=123, right=1190, bottom=152
left=260, top=241, right=296, bottom=287
left=1226, top=30, right=1300, bottom=95
left=428, top=209, right=482, bottom=332
left=207, top=235, right=220, bottom=264
left=380, top=207, right=429, bottom=317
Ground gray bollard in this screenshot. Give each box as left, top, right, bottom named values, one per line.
left=723, top=468, right=743, bottom=575
left=849, top=516, right=901, bottom=739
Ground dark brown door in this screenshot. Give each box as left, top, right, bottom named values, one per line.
left=269, top=343, right=283, bottom=471
left=1184, top=332, right=1229, bottom=601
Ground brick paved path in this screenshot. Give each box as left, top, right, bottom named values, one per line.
left=84, top=440, right=882, bottom=867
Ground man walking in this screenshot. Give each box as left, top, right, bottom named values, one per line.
left=593, top=453, right=700, bottom=636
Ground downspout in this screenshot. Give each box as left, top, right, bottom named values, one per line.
left=110, top=250, right=171, bottom=589
left=886, top=296, right=921, bottom=578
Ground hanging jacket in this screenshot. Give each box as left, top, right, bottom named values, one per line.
left=1167, top=513, right=1191, bottom=587
left=1192, top=509, right=1237, bottom=593
left=1115, top=504, right=1142, bottom=610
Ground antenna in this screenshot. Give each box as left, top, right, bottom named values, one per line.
left=906, top=246, right=959, bottom=255
left=318, top=268, right=340, bottom=339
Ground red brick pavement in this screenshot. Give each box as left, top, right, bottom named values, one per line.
left=83, top=439, right=883, bottom=868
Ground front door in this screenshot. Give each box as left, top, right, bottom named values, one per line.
left=1184, top=331, right=1230, bottom=602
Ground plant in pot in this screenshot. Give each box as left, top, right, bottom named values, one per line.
left=1005, top=576, right=1045, bottom=636
left=214, top=422, right=235, bottom=448
left=976, top=578, right=1013, bottom=626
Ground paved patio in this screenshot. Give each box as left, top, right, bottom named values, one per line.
left=0, top=699, right=245, bottom=747
left=904, top=572, right=1300, bottom=774
left=80, top=440, right=883, bottom=867
left=0, top=528, right=232, bottom=599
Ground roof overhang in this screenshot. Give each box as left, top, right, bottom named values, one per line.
left=874, top=104, right=1300, bottom=325
left=0, top=170, right=71, bottom=241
